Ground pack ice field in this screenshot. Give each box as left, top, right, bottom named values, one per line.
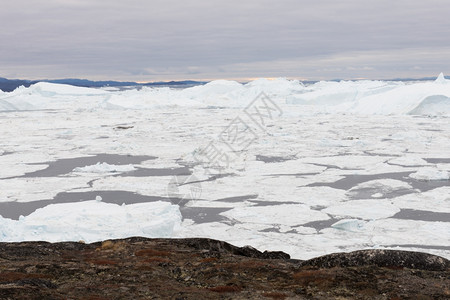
left=0, top=75, right=449, bottom=259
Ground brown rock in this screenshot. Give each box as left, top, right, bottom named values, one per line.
left=0, top=237, right=448, bottom=299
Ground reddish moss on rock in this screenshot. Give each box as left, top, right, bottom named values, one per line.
left=199, top=257, right=218, bottom=263
left=208, top=285, right=242, bottom=293
left=263, top=291, right=288, bottom=299
left=135, top=249, right=171, bottom=257
left=85, top=259, right=118, bottom=265
left=292, top=269, right=336, bottom=287
left=142, top=257, right=171, bottom=264
left=0, top=272, right=50, bottom=282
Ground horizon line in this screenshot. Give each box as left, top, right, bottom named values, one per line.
left=1, top=73, right=446, bottom=84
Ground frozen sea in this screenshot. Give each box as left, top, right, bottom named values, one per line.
left=0, top=74, right=449, bottom=260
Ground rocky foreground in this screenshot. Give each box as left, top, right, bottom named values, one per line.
left=0, top=238, right=448, bottom=299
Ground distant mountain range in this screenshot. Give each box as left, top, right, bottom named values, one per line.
left=0, top=77, right=207, bottom=92
left=0, top=76, right=446, bottom=92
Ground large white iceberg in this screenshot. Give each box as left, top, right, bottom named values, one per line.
left=1, top=74, right=449, bottom=115
left=0, top=201, right=182, bottom=243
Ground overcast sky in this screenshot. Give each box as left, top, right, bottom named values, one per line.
left=1, top=0, right=450, bottom=81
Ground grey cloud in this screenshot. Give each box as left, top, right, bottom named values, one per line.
left=1, top=0, right=449, bottom=80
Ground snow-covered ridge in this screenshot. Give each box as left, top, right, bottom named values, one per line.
left=0, top=74, right=449, bottom=115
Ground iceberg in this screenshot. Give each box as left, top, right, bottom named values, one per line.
left=0, top=200, right=182, bottom=243
left=331, top=219, right=367, bottom=232
left=1, top=74, right=449, bottom=115
left=435, top=72, right=448, bottom=84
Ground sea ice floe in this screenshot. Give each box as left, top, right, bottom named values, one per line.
left=388, top=156, right=429, bottom=167
left=409, top=167, right=450, bottom=181
left=72, top=162, right=136, bottom=173
left=349, top=179, right=413, bottom=190
left=0, top=176, right=94, bottom=202
left=323, top=200, right=400, bottom=220
left=346, top=179, right=415, bottom=199
left=369, top=219, right=450, bottom=246
left=220, top=204, right=330, bottom=226
left=392, top=187, right=450, bottom=213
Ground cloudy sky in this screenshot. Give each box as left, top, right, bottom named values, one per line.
left=1, top=0, right=450, bottom=81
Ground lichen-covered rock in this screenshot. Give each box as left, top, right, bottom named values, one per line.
left=0, top=238, right=448, bottom=299
left=178, top=237, right=291, bottom=259
left=300, top=249, right=450, bottom=271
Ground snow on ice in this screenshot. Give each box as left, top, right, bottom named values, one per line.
left=73, top=162, right=136, bottom=174
left=0, top=74, right=449, bottom=260
left=0, top=201, right=181, bottom=243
